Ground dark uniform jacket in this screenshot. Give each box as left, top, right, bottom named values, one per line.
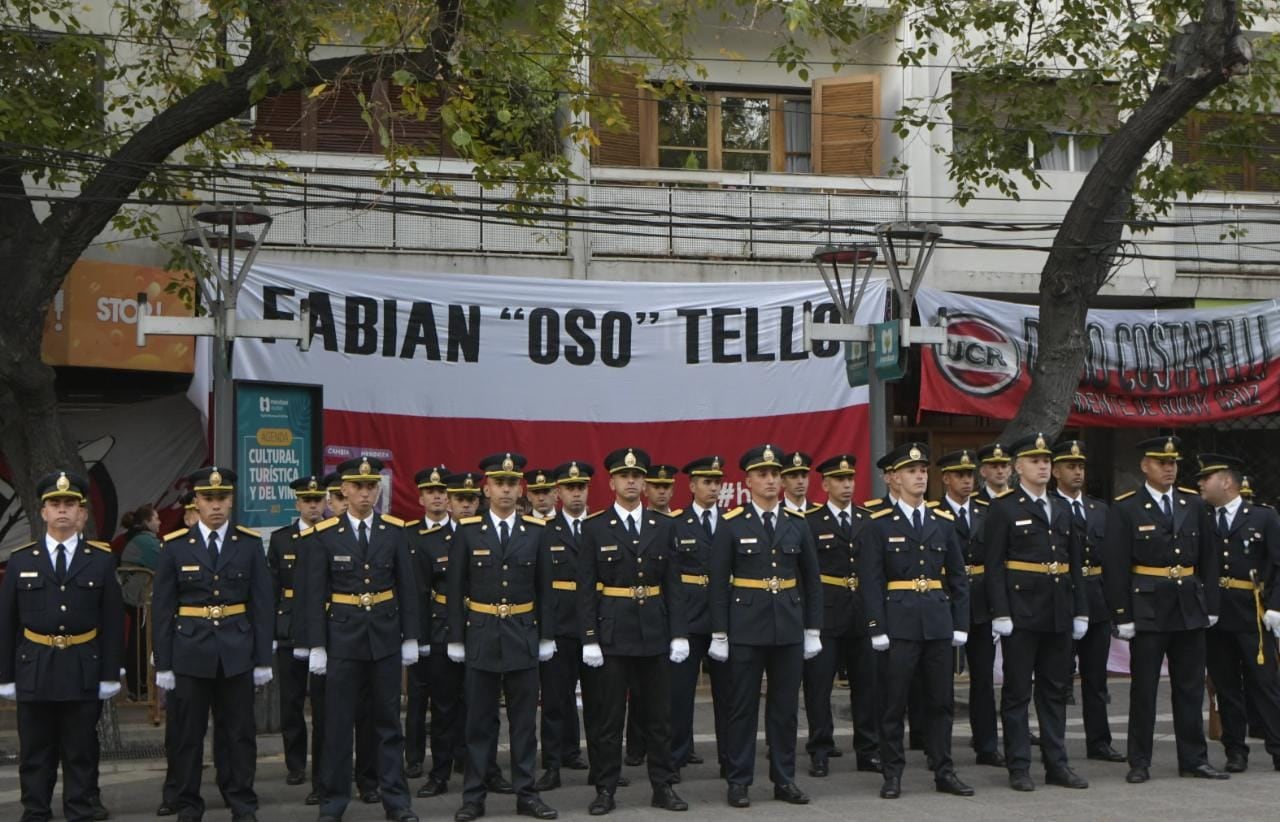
left=985, top=489, right=1087, bottom=633
left=862, top=504, right=969, bottom=640
left=938, top=496, right=991, bottom=624
left=447, top=513, right=553, bottom=673
left=709, top=505, right=822, bottom=646
left=543, top=512, right=587, bottom=640
left=267, top=520, right=307, bottom=646
left=805, top=503, right=871, bottom=638
left=409, top=520, right=452, bottom=646
left=1056, top=491, right=1110, bottom=622
left=1103, top=487, right=1219, bottom=631
left=578, top=507, right=687, bottom=656
left=1211, top=501, right=1280, bottom=633
left=671, top=507, right=716, bottom=636
left=153, top=523, right=273, bottom=678
left=0, top=538, right=124, bottom=701
left=303, top=513, right=419, bottom=662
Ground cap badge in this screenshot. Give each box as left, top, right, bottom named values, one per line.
left=1035, top=434, right=1046, bottom=451
left=624, top=449, right=637, bottom=468
left=763, top=445, right=776, bottom=463
left=569, top=462, right=581, bottom=478
left=711, top=456, right=721, bottom=471
left=359, top=459, right=372, bottom=475
left=464, top=475, right=475, bottom=488
left=536, top=473, right=547, bottom=485
left=839, top=458, right=850, bottom=471
left=209, top=468, right=223, bottom=487
left=1164, top=438, right=1176, bottom=454
left=908, top=446, right=922, bottom=461
left=55, top=472, right=70, bottom=492
left=792, top=452, right=804, bottom=467
left=658, top=467, right=668, bottom=479
left=308, top=477, right=319, bottom=491
left=430, top=469, right=441, bottom=484
left=993, top=445, right=1004, bottom=459
left=961, top=451, right=972, bottom=466
left=502, top=454, right=515, bottom=472
left=1070, top=442, right=1081, bottom=457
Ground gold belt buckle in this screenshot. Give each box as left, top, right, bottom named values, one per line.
left=632, top=585, right=648, bottom=603
left=359, top=593, right=374, bottom=608
left=52, top=634, right=69, bottom=650
left=1168, top=566, right=1182, bottom=579
left=766, top=577, right=781, bottom=594
left=913, top=577, right=929, bottom=593
left=1220, top=576, right=1231, bottom=589
left=1047, top=561, right=1061, bottom=575
left=497, top=602, right=512, bottom=618
left=847, top=576, right=859, bottom=591
left=207, top=604, right=225, bottom=620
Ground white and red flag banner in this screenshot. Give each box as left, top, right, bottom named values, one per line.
left=204, top=262, right=887, bottom=515
left=916, top=287, right=1280, bottom=426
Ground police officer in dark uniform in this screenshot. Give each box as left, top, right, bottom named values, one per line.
left=1196, top=452, right=1280, bottom=771
left=577, top=448, right=689, bottom=815
left=802, top=454, right=881, bottom=776
left=535, top=461, right=595, bottom=792
left=781, top=451, right=813, bottom=513
left=985, top=434, right=1089, bottom=792
left=152, top=467, right=274, bottom=821
left=1103, top=435, right=1227, bottom=783
left=269, top=475, right=329, bottom=788
left=304, top=456, right=421, bottom=822
left=405, top=465, right=450, bottom=781
left=157, top=491, right=201, bottom=817
left=975, top=443, right=1013, bottom=502
left=526, top=469, right=560, bottom=521
left=1051, top=439, right=1123, bottom=763
left=668, top=456, right=730, bottom=778
left=862, top=443, right=974, bottom=800
left=0, top=471, right=124, bottom=822
left=709, top=444, right=822, bottom=808
left=447, top=453, right=558, bottom=822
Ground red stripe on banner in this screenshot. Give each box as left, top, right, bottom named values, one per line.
left=322, top=406, right=871, bottom=516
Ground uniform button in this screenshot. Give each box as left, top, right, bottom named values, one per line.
left=365, top=578, right=371, bottom=584
left=213, top=589, right=221, bottom=596
left=365, top=564, right=371, bottom=569
left=1174, top=549, right=1181, bottom=554
left=502, top=581, right=508, bottom=587
left=503, top=564, right=509, bottom=570
left=638, top=572, right=644, bottom=578
left=771, top=562, right=777, bottom=568
left=60, top=585, right=66, bottom=592
left=60, top=625, right=66, bottom=631
left=1224, top=551, right=1229, bottom=557
left=213, top=575, right=219, bottom=581
left=920, top=559, right=925, bottom=565
left=60, top=605, right=67, bottom=611
left=213, top=620, right=220, bottom=626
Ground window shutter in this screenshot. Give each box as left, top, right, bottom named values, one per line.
left=252, top=90, right=305, bottom=151
left=313, top=80, right=384, bottom=154
left=592, top=67, right=647, bottom=167
left=811, top=75, right=880, bottom=176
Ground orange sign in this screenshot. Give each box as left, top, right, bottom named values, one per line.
left=42, top=260, right=195, bottom=373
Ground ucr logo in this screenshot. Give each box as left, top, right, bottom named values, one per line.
left=936, top=313, right=1021, bottom=396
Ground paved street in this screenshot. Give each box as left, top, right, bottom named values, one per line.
left=3, top=678, right=1279, bottom=821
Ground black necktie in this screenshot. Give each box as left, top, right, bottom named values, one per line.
left=358, top=521, right=369, bottom=552
left=1037, top=498, right=1048, bottom=520
left=1072, top=500, right=1085, bottom=524
left=55, top=543, right=66, bottom=582
left=701, top=509, right=714, bottom=540
left=1219, top=507, right=1230, bottom=535
left=573, top=519, right=582, bottom=539
left=208, top=531, right=220, bottom=564
left=626, top=514, right=638, bottom=539
left=499, top=519, right=510, bottom=547
left=839, top=510, right=851, bottom=536
left=911, top=508, right=922, bottom=533
left=763, top=510, right=775, bottom=540
left=957, top=506, right=969, bottom=531
left=1161, top=494, right=1172, bottom=519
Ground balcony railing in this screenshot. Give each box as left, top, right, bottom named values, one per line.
left=1173, top=200, right=1280, bottom=274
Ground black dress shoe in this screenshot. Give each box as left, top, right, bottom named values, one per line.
left=625, top=753, right=645, bottom=767
left=1225, top=754, right=1248, bottom=773
left=856, top=757, right=883, bottom=773
left=534, top=769, right=561, bottom=791
left=485, top=775, right=515, bottom=794
left=936, top=773, right=975, bottom=796
left=829, top=747, right=843, bottom=758
left=306, top=790, right=322, bottom=805
left=1087, top=745, right=1126, bottom=763
left=564, top=754, right=589, bottom=771
left=455, top=802, right=485, bottom=822
left=1045, top=767, right=1089, bottom=789
left=89, top=794, right=110, bottom=820
left=670, top=770, right=682, bottom=784
left=976, top=750, right=1006, bottom=767
left=417, top=777, right=448, bottom=797
left=652, top=784, right=688, bottom=811
left=1009, top=770, right=1035, bottom=791
left=517, top=797, right=559, bottom=819
left=616, top=776, right=631, bottom=788
left=287, top=769, right=308, bottom=785
left=727, top=783, right=750, bottom=808
left=405, top=762, right=425, bottom=779
left=1125, top=766, right=1150, bottom=783
left=1179, top=763, right=1229, bottom=779
left=808, top=759, right=829, bottom=778
left=386, top=810, right=420, bottom=822
left=1030, top=732, right=1040, bottom=746
left=588, top=790, right=616, bottom=815
left=687, top=751, right=704, bottom=765
left=773, top=782, right=809, bottom=804
left=879, top=776, right=901, bottom=799
left=362, top=788, right=383, bottom=804
left=156, top=802, right=177, bottom=816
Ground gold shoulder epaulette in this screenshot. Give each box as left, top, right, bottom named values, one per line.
left=299, top=526, right=316, bottom=537
left=972, top=497, right=989, bottom=506
left=784, top=507, right=804, bottom=517
left=87, top=540, right=112, bottom=552
left=522, top=514, right=546, bottom=526
left=1114, top=490, right=1136, bottom=501
left=932, top=508, right=955, bottom=521
left=994, top=489, right=1015, bottom=499
left=1177, top=486, right=1199, bottom=495
left=722, top=506, right=744, bottom=520
left=585, top=509, right=607, bottom=520
left=404, top=519, right=421, bottom=528
left=667, top=508, right=684, bottom=517
left=862, top=498, right=883, bottom=507
left=856, top=505, right=875, bottom=515
left=314, top=516, right=340, bottom=532
left=458, top=515, right=483, bottom=525
left=805, top=505, right=823, bottom=515
left=163, top=527, right=189, bottom=541
left=236, top=525, right=261, bottom=538
left=870, top=508, right=894, bottom=519
left=380, top=514, right=405, bottom=527
left=419, top=523, right=444, bottom=535
left=925, top=500, right=940, bottom=508
left=969, top=491, right=982, bottom=498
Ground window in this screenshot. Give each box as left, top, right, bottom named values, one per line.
left=1033, top=133, right=1103, bottom=173
left=655, top=92, right=796, bottom=172
left=1172, top=113, right=1280, bottom=192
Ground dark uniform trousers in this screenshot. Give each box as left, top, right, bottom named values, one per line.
left=304, top=514, right=420, bottom=819
left=577, top=509, right=686, bottom=792
left=802, top=505, right=878, bottom=764
left=963, top=622, right=998, bottom=755
left=1062, top=494, right=1114, bottom=753
left=2, top=538, right=124, bottom=822
left=539, top=513, right=587, bottom=771
left=448, top=513, right=554, bottom=808
left=170, top=666, right=257, bottom=816
left=985, top=491, right=1085, bottom=774
left=709, top=506, right=822, bottom=788
left=1103, top=487, right=1218, bottom=771
left=1204, top=502, right=1280, bottom=765
left=861, top=505, right=970, bottom=783
left=429, top=651, right=467, bottom=781
left=405, top=655, right=431, bottom=768
left=277, top=647, right=312, bottom=774
left=669, top=511, right=728, bottom=771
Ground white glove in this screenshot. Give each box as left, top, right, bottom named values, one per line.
left=871, top=634, right=890, bottom=651
left=155, top=671, right=176, bottom=691
left=539, top=639, right=557, bottom=662
left=991, top=617, right=1014, bottom=638
left=1265, top=610, right=1280, bottom=637
left=951, top=630, right=968, bottom=648
left=0, top=682, right=15, bottom=700
left=292, top=647, right=309, bottom=661
left=401, top=639, right=418, bottom=666
left=308, top=647, right=328, bottom=676
left=272, top=640, right=278, bottom=653
left=1072, top=617, right=1089, bottom=641
left=582, top=642, right=605, bottom=668
left=803, top=628, right=823, bottom=660
left=1116, top=622, right=1136, bottom=640
left=669, top=637, right=690, bottom=664
left=447, top=642, right=465, bottom=663
left=419, top=643, right=432, bottom=657
left=98, top=681, right=122, bottom=700
left=1208, top=615, right=1219, bottom=628
left=253, top=667, right=273, bottom=687
left=708, top=633, right=730, bottom=662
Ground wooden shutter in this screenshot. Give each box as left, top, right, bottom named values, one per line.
left=252, top=90, right=305, bottom=151
left=811, top=75, right=880, bottom=176
left=592, top=67, right=651, bottom=167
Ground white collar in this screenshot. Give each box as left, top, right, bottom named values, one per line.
left=691, top=501, right=717, bottom=519
left=1056, top=488, right=1084, bottom=503
left=489, top=509, right=516, bottom=531
left=827, top=500, right=853, bottom=519
left=1145, top=483, right=1175, bottom=506
left=1218, top=495, right=1244, bottom=518
left=198, top=521, right=229, bottom=544
left=44, top=533, right=77, bottom=569
left=752, top=500, right=782, bottom=520
left=897, top=499, right=927, bottom=519
left=1023, top=487, right=1050, bottom=506
left=613, top=501, right=644, bottom=524
left=423, top=514, right=450, bottom=529
left=346, top=512, right=374, bottom=532
left=985, top=484, right=1005, bottom=498
left=945, top=495, right=969, bottom=515
left=785, top=497, right=808, bottom=511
